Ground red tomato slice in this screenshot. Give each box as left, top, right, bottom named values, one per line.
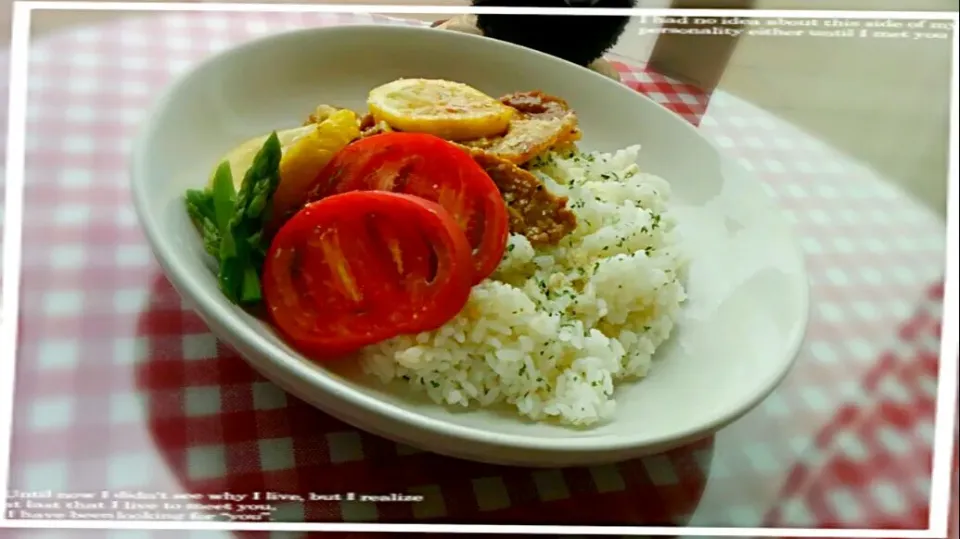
left=307, top=132, right=509, bottom=284
left=262, top=191, right=474, bottom=360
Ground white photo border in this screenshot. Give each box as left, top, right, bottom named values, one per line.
left=1, top=3, right=957, bottom=537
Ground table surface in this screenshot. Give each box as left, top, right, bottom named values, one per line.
left=0, top=10, right=956, bottom=539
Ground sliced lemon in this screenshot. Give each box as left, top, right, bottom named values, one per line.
left=367, top=78, right=514, bottom=141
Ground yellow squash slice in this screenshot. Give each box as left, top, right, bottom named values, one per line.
left=367, top=78, right=514, bottom=141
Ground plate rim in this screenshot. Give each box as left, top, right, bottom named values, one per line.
left=131, top=22, right=812, bottom=455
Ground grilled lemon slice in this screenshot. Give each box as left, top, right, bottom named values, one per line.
left=211, top=109, right=360, bottom=192
left=209, top=109, right=361, bottom=229
left=367, top=78, right=514, bottom=141
left=211, top=125, right=310, bottom=191
left=272, top=109, right=360, bottom=219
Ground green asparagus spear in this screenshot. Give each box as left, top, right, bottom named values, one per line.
left=208, top=162, right=243, bottom=303
left=184, top=132, right=282, bottom=306
left=184, top=189, right=221, bottom=259
left=185, top=188, right=215, bottom=222
left=211, top=161, right=237, bottom=234
left=220, top=131, right=283, bottom=304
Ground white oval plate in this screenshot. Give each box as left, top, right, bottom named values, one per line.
left=132, top=24, right=810, bottom=467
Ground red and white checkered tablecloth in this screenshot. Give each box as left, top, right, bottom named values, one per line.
left=0, top=10, right=956, bottom=539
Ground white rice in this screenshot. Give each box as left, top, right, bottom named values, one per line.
left=359, top=145, right=688, bottom=427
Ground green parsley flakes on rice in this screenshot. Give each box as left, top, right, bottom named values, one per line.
left=359, top=145, right=688, bottom=427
